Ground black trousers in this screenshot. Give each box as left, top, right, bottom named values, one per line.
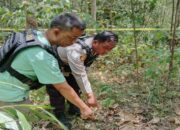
left=46, top=74, right=81, bottom=118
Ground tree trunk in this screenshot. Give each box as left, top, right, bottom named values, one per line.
left=91, top=0, right=96, bottom=21
left=71, top=0, right=79, bottom=11
left=23, top=0, right=37, bottom=29
left=130, top=0, right=140, bottom=87
left=176, top=0, right=180, bottom=27
left=169, top=0, right=179, bottom=76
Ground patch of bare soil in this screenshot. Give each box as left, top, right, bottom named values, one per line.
left=68, top=70, right=179, bottom=130
left=71, top=103, right=180, bottom=130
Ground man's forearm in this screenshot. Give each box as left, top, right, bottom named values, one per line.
left=72, top=72, right=93, bottom=93
left=86, top=92, right=94, bottom=98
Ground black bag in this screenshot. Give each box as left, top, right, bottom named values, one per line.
left=0, top=29, right=60, bottom=89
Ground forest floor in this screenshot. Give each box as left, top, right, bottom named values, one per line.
left=70, top=68, right=180, bottom=130
left=31, top=66, right=179, bottom=130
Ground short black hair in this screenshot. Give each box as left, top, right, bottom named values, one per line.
left=94, top=31, right=118, bottom=44
left=50, top=12, right=86, bottom=30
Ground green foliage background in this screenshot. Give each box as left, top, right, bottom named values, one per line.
left=0, top=0, right=179, bottom=129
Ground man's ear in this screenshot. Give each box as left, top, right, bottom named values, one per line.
left=93, top=40, right=98, bottom=45
left=53, top=28, right=61, bottom=36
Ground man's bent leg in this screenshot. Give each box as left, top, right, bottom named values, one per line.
left=46, top=85, right=72, bottom=129
left=65, top=74, right=81, bottom=116
left=46, top=85, right=66, bottom=117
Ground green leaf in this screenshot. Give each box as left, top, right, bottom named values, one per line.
left=100, top=85, right=112, bottom=93
left=16, top=110, right=32, bottom=130
left=2, top=108, right=17, bottom=119
left=101, top=98, right=115, bottom=108
left=40, top=108, right=68, bottom=130
left=0, top=111, right=20, bottom=130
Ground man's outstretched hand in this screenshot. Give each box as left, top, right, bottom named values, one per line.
left=86, top=93, right=99, bottom=108
left=80, top=106, right=95, bottom=120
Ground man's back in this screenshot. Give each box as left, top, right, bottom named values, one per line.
left=0, top=31, right=65, bottom=102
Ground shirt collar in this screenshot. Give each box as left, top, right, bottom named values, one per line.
left=36, top=31, right=50, bottom=46
left=84, top=37, right=94, bottom=48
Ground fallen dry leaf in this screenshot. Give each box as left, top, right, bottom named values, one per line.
left=174, top=116, right=180, bottom=125
left=149, top=117, right=160, bottom=124
left=119, top=122, right=137, bottom=130
left=174, top=127, right=180, bottom=130
left=109, top=103, right=119, bottom=110
left=175, top=108, right=180, bottom=116
left=134, top=107, right=144, bottom=114
left=117, top=110, right=141, bottom=125
left=143, top=126, right=153, bottom=130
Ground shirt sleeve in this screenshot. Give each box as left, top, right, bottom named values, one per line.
left=66, top=48, right=92, bottom=93
left=28, top=47, right=66, bottom=84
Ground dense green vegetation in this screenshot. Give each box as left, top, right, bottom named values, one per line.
left=0, top=0, right=179, bottom=130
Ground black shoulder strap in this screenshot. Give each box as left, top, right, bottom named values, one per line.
left=0, top=30, right=58, bottom=89
left=76, top=36, right=98, bottom=67
left=1, top=29, right=59, bottom=69
left=6, top=66, right=43, bottom=89
left=76, top=36, right=92, bottom=51
left=5, top=30, right=44, bottom=89
left=0, top=32, right=25, bottom=70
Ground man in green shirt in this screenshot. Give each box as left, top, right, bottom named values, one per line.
left=0, top=13, right=93, bottom=122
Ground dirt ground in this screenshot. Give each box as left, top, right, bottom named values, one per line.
left=32, top=69, right=179, bottom=130
left=70, top=70, right=180, bottom=130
